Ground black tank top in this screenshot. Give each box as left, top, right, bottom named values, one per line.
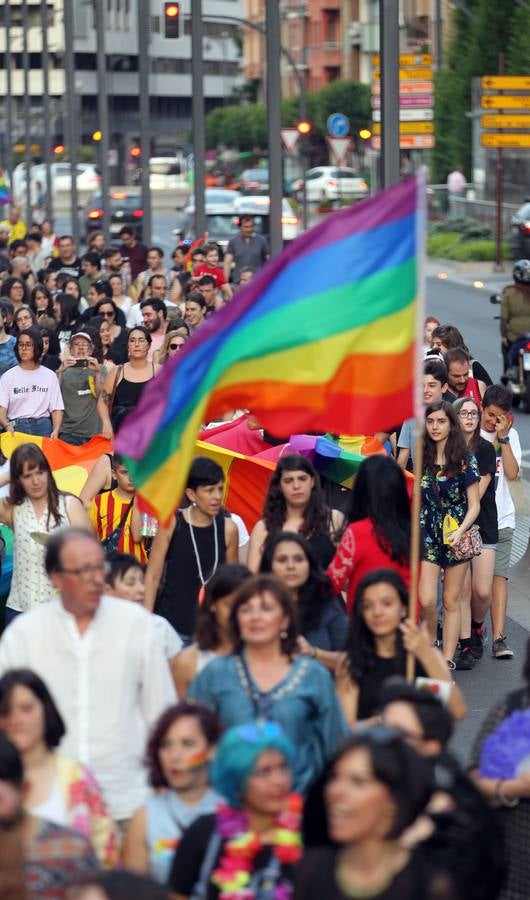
left=307, top=530, right=336, bottom=569
left=155, top=511, right=227, bottom=637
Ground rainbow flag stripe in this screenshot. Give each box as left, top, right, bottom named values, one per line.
left=117, top=177, right=421, bottom=523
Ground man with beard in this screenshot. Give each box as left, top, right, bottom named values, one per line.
left=140, top=297, right=167, bottom=361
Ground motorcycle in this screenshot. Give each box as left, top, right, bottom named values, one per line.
left=491, top=292, right=530, bottom=410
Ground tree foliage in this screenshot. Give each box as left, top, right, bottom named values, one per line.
left=433, top=0, right=526, bottom=183
left=204, top=80, right=371, bottom=151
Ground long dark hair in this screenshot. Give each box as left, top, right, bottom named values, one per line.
left=195, top=563, right=251, bottom=651
left=344, top=569, right=408, bottom=682
left=54, top=292, right=79, bottom=327
left=346, top=456, right=410, bottom=564
left=3, top=276, right=29, bottom=306
left=263, top=454, right=331, bottom=539
left=424, top=400, right=470, bottom=477
left=30, top=283, right=55, bottom=318
left=0, top=669, right=65, bottom=749
left=453, top=396, right=481, bottom=454
left=260, top=531, right=334, bottom=634
left=9, top=444, right=64, bottom=529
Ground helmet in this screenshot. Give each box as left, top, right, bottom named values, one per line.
left=513, top=259, right=530, bottom=284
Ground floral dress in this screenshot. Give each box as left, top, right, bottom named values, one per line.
left=420, top=454, right=480, bottom=567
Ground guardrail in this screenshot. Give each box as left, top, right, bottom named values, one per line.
left=427, top=184, right=518, bottom=232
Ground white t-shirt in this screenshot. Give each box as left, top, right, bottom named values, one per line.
left=480, top=427, right=522, bottom=530
left=0, top=365, right=64, bottom=420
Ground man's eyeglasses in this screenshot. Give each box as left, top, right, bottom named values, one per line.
left=458, top=410, right=479, bottom=419
left=58, top=562, right=109, bottom=580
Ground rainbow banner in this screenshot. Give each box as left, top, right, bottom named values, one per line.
left=117, top=177, right=422, bottom=523
left=0, top=433, right=112, bottom=495
left=0, top=169, right=11, bottom=205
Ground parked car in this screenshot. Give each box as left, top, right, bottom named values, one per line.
left=509, top=199, right=530, bottom=259
left=240, top=168, right=270, bottom=195
left=84, top=188, right=143, bottom=241
left=295, top=166, right=368, bottom=203
left=233, top=196, right=302, bottom=243
left=175, top=196, right=301, bottom=250
left=13, top=163, right=101, bottom=205
left=148, top=157, right=184, bottom=191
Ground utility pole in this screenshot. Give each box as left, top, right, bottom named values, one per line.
left=379, top=0, right=400, bottom=188
left=41, top=0, right=53, bottom=223
left=4, top=2, right=13, bottom=195
left=22, top=0, right=32, bottom=226
left=138, top=0, right=152, bottom=244
left=191, top=0, right=206, bottom=237
left=265, top=0, right=283, bottom=256
left=95, top=0, right=110, bottom=244
left=63, top=0, right=80, bottom=246
left=434, top=0, right=442, bottom=69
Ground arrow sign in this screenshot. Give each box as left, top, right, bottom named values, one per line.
left=481, top=75, right=530, bottom=91
left=372, top=135, right=435, bottom=150
left=326, top=136, right=351, bottom=166
left=481, top=114, right=530, bottom=129
left=373, top=108, right=433, bottom=122
left=372, top=81, right=433, bottom=96
left=372, top=67, right=433, bottom=81
left=372, top=53, right=433, bottom=67
left=373, top=121, right=434, bottom=135
left=481, top=133, right=530, bottom=149
left=481, top=95, right=530, bottom=109
left=371, top=94, right=433, bottom=109
left=280, top=128, right=300, bottom=155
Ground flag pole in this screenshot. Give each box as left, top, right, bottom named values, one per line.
left=407, top=421, right=424, bottom=682
left=407, top=172, right=426, bottom=683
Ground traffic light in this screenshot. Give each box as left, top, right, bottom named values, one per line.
left=130, top=146, right=142, bottom=159
left=296, top=120, right=312, bottom=136
left=53, top=144, right=65, bottom=155
left=92, top=130, right=103, bottom=142
left=359, top=129, right=372, bottom=140
left=164, top=2, right=180, bottom=38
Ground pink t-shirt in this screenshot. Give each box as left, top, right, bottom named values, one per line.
left=0, top=365, right=64, bottom=419
left=147, top=332, right=165, bottom=362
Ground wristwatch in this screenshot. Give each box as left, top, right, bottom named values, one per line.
left=498, top=436, right=510, bottom=445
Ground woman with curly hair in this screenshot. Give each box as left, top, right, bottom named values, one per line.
left=172, top=562, right=250, bottom=697
left=327, top=455, right=411, bottom=614
left=335, top=570, right=464, bottom=726
left=247, top=454, right=344, bottom=572
left=260, top=531, right=348, bottom=669
left=123, top=702, right=221, bottom=883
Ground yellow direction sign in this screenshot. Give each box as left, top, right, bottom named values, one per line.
left=481, top=95, right=530, bottom=109
left=481, top=133, right=530, bottom=149
left=481, top=114, right=530, bottom=129
left=481, top=75, right=530, bottom=91
left=372, top=67, right=433, bottom=81
left=373, top=121, right=434, bottom=136
left=372, top=53, right=433, bottom=67
left=372, top=135, right=435, bottom=150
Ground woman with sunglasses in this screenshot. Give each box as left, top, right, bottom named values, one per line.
left=92, top=298, right=127, bottom=363
left=296, top=729, right=457, bottom=900
left=98, top=325, right=160, bottom=437
left=335, top=570, right=463, bottom=726
left=154, top=329, right=188, bottom=365
left=453, top=397, right=498, bottom=670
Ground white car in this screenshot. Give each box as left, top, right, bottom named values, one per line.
left=301, top=166, right=368, bottom=202
left=13, top=163, right=100, bottom=203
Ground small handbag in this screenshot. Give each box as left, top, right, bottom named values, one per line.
left=101, top=499, right=134, bottom=554
left=452, top=523, right=483, bottom=561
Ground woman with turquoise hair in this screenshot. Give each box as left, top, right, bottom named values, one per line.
left=168, top=720, right=303, bottom=900
left=186, top=573, right=349, bottom=793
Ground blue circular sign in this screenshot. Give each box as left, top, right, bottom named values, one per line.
left=327, top=113, right=350, bottom=137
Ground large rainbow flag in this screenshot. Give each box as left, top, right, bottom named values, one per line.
left=117, top=177, right=422, bottom=523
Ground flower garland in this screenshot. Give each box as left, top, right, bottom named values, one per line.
left=211, top=793, right=303, bottom=900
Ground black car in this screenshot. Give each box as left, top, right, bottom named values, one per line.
left=509, top=199, right=530, bottom=259
left=84, top=189, right=144, bottom=242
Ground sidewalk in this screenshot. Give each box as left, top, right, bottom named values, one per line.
left=426, top=257, right=510, bottom=293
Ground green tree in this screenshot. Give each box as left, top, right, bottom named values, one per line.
left=507, top=0, right=530, bottom=74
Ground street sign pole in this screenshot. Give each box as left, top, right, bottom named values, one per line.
left=4, top=2, right=13, bottom=197
left=95, top=0, right=110, bottom=245
left=191, top=0, right=206, bottom=239
left=22, top=0, right=32, bottom=227
left=495, top=53, right=505, bottom=272
left=266, top=0, right=283, bottom=256
left=138, top=0, right=152, bottom=244
left=41, top=0, right=53, bottom=224
left=63, top=0, right=80, bottom=247
left=379, top=0, right=400, bottom=188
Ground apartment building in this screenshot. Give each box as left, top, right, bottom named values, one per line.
left=0, top=0, right=243, bottom=168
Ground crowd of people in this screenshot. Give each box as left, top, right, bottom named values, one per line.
left=0, top=211, right=525, bottom=900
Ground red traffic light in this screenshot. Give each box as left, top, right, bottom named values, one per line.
left=164, top=1, right=180, bottom=37
left=130, top=146, right=142, bottom=159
